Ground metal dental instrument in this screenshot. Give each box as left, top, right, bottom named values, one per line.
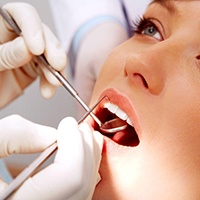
left=0, top=7, right=128, bottom=134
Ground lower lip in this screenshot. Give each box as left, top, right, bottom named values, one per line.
left=102, top=137, right=121, bottom=154
left=102, top=136, right=135, bottom=155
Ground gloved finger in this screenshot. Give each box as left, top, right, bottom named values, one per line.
left=35, top=24, right=67, bottom=89
left=10, top=117, right=86, bottom=200
left=73, top=123, right=103, bottom=200
left=39, top=73, right=56, bottom=99
left=0, top=115, right=57, bottom=158
left=2, top=2, right=45, bottom=55
left=0, top=37, right=32, bottom=71
left=42, top=24, right=67, bottom=71
left=79, top=123, right=103, bottom=171
left=55, top=117, right=85, bottom=173
left=78, top=123, right=101, bottom=170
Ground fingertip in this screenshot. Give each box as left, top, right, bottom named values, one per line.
left=40, top=76, right=56, bottom=98
left=36, top=125, right=58, bottom=147
left=40, top=85, right=56, bottom=99
left=46, top=45, right=68, bottom=71
left=58, top=117, right=78, bottom=131
left=79, top=122, right=92, bottom=132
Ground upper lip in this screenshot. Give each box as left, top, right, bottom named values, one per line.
left=90, top=88, right=141, bottom=147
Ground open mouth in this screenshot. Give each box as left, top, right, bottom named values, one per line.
left=94, top=101, right=140, bottom=147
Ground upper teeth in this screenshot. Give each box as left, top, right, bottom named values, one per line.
left=104, top=102, right=133, bottom=126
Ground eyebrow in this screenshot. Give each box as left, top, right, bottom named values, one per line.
left=150, top=0, right=177, bottom=14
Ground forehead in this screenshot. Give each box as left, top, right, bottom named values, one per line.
left=151, top=0, right=200, bottom=11
left=147, top=0, right=200, bottom=23
left=151, top=0, right=176, bottom=12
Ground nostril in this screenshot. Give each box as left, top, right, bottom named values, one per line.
left=133, top=73, right=149, bottom=89
left=196, top=55, right=200, bottom=60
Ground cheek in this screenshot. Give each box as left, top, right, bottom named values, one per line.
left=90, top=48, right=127, bottom=103
left=154, top=75, right=200, bottom=161
left=137, top=66, right=200, bottom=167
left=97, top=40, right=136, bottom=78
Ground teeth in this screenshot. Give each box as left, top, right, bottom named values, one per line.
left=104, top=102, right=110, bottom=109
left=126, top=118, right=132, bottom=126
left=116, top=108, right=128, bottom=120
left=108, top=103, right=119, bottom=114
left=104, top=102, right=133, bottom=126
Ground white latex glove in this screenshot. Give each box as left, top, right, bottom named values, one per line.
left=0, top=114, right=57, bottom=190
left=0, top=2, right=67, bottom=108
left=4, top=117, right=103, bottom=200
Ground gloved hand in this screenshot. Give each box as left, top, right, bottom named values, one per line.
left=0, top=114, right=58, bottom=192
left=0, top=116, right=103, bottom=200
left=0, top=2, right=67, bottom=108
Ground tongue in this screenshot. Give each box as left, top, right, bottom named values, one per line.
left=112, top=131, right=126, bottom=143
left=112, top=128, right=139, bottom=147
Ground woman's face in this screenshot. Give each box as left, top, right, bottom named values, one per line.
left=89, top=1, right=200, bottom=199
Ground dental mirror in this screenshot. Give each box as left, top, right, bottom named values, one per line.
left=100, top=118, right=128, bottom=133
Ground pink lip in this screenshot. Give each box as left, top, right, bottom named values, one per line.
left=97, top=88, right=142, bottom=153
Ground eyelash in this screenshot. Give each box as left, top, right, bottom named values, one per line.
left=130, top=16, right=162, bottom=40
left=131, top=16, right=149, bottom=34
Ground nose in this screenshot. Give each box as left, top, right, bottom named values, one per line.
left=124, top=42, right=173, bottom=95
